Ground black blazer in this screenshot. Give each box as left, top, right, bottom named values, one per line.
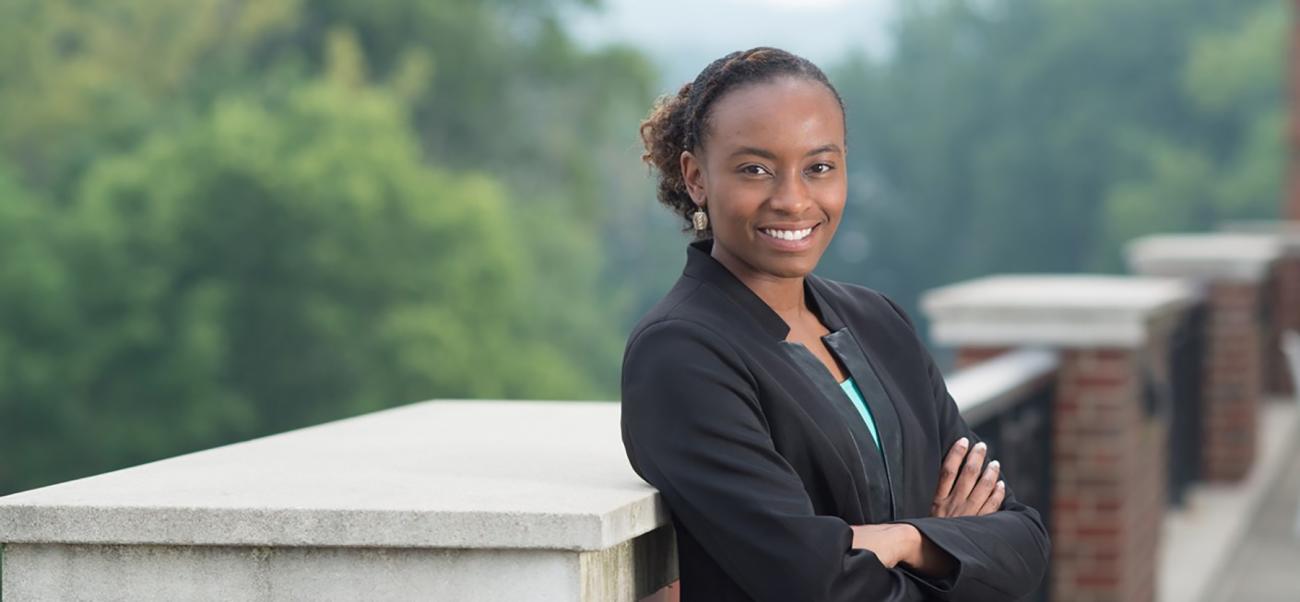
left=620, top=239, right=1050, bottom=602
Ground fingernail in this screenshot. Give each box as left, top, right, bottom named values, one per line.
left=989, top=460, right=1000, bottom=471
left=956, top=437, right=969, bottom=448
left=997, top=481, right=1005, bottom=489
left=974, top=441, right=986, bottom=451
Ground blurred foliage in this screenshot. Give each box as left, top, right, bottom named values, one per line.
left=824, top=0, right=1285, bottom=327
left=0, top=0, right=1288, bottom=494
left=0, top=0, right=654, bottom=494
left=1101, top=0, right=1286, bottom=252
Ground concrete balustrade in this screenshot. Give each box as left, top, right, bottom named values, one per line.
left=5, top=226, right=1295, bottom=602
left=0, top=400, right=676, bottom=601
left=1127, top=232, right=1285, bottom=482
left=1219, top=221, right=1300, bottom=396
left=922, top=274, right=1201, bottom=602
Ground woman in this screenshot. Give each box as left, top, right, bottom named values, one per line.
left=620, top=47, right=1050, bottom=602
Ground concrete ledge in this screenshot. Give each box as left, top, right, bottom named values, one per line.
left=0, top=400, right=666, bottom=551
left=1219, top=220, right=1300, bottom=256
left=945, top=347, right=1059, bottom=425
left=921, top=274, right=1200, bottom=348
left=3, top=525, right=675, bottom=602
left=1157, top=399, right=1299, bottom=602
left=5, top=543, right=585, bottom=601
left=1126, top=232, right=1283, bottom=282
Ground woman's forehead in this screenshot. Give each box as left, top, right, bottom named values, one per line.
left=703, top=77, right=845, bottom=154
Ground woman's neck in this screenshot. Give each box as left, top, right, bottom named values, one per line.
left=711, top=242, right=809, bottom=326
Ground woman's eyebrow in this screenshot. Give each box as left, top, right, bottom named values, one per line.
left=729, top=144, right=843, bottom=159
left=729, top=146, right=777, bottom=160
left=805, top=143, right=842, bottom=156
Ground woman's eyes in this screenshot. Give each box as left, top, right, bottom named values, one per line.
left=738, top=163, right=836, bottom=176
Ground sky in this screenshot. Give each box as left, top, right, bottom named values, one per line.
left=563, top=0, right=897, bottom=92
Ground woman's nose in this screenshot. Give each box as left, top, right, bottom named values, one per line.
left=768, top=171, right=811, bottom=214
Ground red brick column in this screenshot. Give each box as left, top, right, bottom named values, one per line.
left=1274, top=254, right=1300, bottom=395
left=640, top=582, right=680, bottom=602
left=1045, top=349, right=1162, bottom=602
left=954, top=346, right=1011, bottom=370
left=929, top=274, right=1199, bottom=602
left=1201, top=282, right=1264, bottom=481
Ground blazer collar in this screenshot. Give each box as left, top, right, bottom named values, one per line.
left=682, top=238, right=846, bottom=340
left=684, top=239, right=903, bottom=518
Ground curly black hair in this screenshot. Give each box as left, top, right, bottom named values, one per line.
left=638, top=47, right=846, bottom=239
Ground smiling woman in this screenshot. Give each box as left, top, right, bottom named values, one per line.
left=621, top=47, right=1050, bottom=602
left=681, top=72, right=846, bottom=276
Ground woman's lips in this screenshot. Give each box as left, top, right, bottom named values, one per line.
left=756, top=223, right=819, bottom=252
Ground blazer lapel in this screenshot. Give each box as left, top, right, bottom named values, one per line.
left=808, top=278, right=906, bottom=521
left=680, top=239, right=906, bottom=521
left=778, top=339, right=887, bottom=521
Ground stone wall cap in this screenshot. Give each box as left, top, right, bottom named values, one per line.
left=921, top=274, right=1201, bottom=347
left=1126, top=232, right=1284, bottom=281
left=1218, top=220, right=1300, bottom=254
left=946, top=347, right=1060, bottom=425
left=0, top=400, right=666, bottom=551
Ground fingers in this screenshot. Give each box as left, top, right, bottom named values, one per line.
left=933, top=437, right=969, bottom=503
left=965, top=459, right=1000, bottom=515
left=931, top=438, right=1009, bottom=518
left=948, top=441, right=988, bottom=510
left=978, top=480, right=1007, bottom=515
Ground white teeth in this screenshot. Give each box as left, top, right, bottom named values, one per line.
left=761, top=227, right=814, bottom=241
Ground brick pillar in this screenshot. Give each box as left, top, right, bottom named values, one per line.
left=1127, top=233, right=1282, bottom=483
left=1262, top=266, right=1293, bottom=397
left=924, top=274, right=1199, bottom=602
left=640, top=582, right=680, bottom=602
left=954, top=346, right=1011, bottom=369
left=1201, top=282, right=1264, bottom=481
left=1213, top=224, right=1300, bottom=395
left=957, top=346, right=1168, bottom=602
left=1273, top=251, right=1300, bottom=395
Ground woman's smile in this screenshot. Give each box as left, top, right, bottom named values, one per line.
left=756, top=221, right=823, bottom=252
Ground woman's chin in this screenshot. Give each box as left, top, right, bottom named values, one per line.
left=753, top=253, right=823, bottom=279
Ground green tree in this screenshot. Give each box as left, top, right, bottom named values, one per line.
left=826, top=0, right=1283, bottom=334
left=1098, top=0, right=1286, bottom=261
left=0, top=164, right=85, bottom=490
left=0, top=0, right=654, bottom=493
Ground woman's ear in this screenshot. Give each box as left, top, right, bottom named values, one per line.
left=680, top=149, right=706, bottom=207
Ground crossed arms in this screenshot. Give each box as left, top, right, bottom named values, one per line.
left=620, top=317, right=1050, bottom=602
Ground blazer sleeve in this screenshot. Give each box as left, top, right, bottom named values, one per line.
left=881, top=294, right=1052, bottom=601
left=621, top=318, right=933, bottom=602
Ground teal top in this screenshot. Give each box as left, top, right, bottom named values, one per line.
left=839, top=376, right=881, bottom=452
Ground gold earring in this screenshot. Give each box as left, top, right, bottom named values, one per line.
left=692, top=208, right=709, bottom=231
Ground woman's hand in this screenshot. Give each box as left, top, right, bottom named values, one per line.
left=930, top=437, right=1005, bottom=518
left=850, top=523, right=919, bottom=568
left=851, top=523, right=957, bottom=578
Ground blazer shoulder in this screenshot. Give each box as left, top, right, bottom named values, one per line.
left=620, top=278, right=758, bottom=390
left=810, top=274, right=919, bottom=334
left=623, top=274, right=748, bottom=351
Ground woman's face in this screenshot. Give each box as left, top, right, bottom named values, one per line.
left=681, top=75, right=847, bottom=282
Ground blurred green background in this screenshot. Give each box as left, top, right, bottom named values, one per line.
left=0, top=0, right=1286, bottom=495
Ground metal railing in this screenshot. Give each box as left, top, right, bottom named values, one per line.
left=1161, top=302, right=1207, bottom=507
left=947, top=347, right=1060, bottom=602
